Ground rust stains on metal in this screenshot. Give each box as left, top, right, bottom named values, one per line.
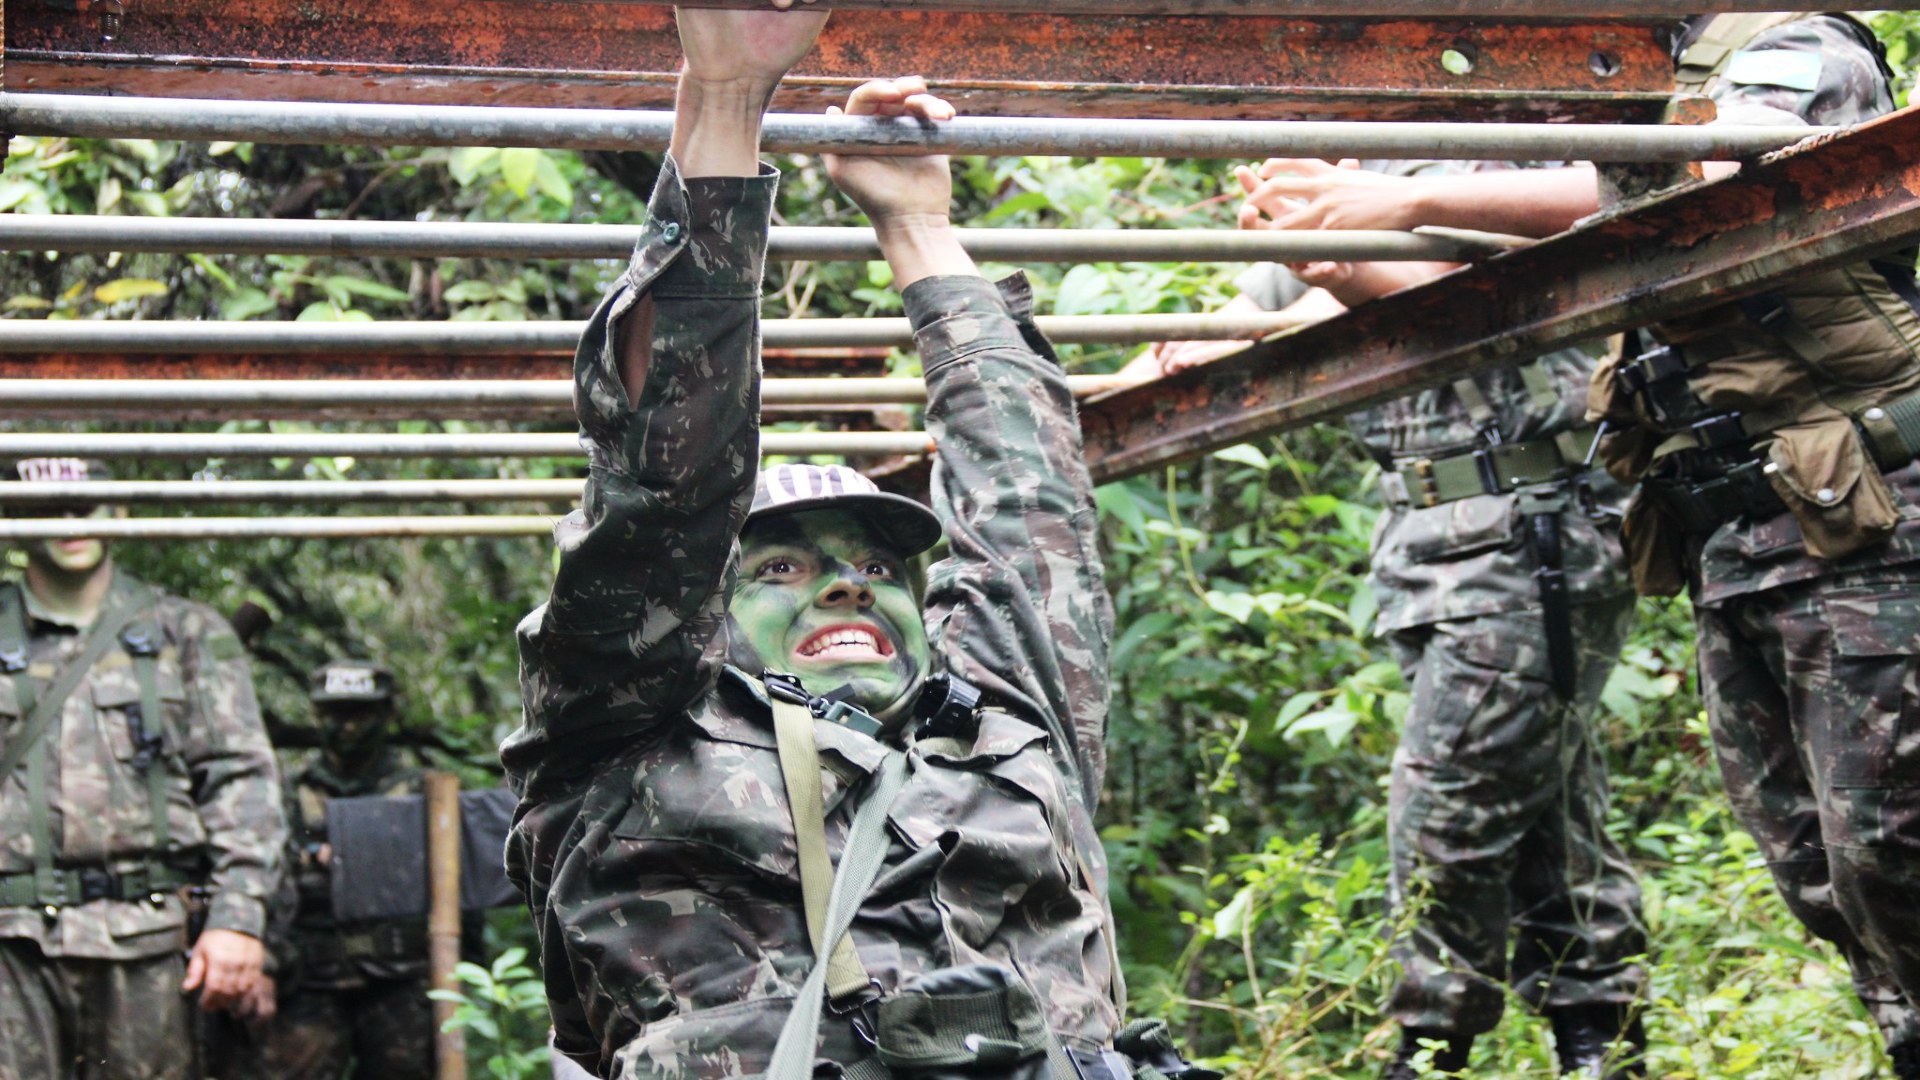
left=7, top=2, right=1674, bottom=122
left=1079, top=105, right=1920, bottom=482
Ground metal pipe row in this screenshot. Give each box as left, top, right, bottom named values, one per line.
left=0, top=480, right=587, bottom=505
left=0, top=215, right=1522, bottom=264
left=0, top=516, right=559, bottom=540
left=0, top=377, right=1145, bottom=409
left=0, top=313, right=1308, bottom=352
left=0, top=93, right=1825, bottom=163
left=0, top=431, right=934, bottom=458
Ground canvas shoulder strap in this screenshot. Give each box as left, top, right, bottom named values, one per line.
left=771, top=695, right=876, bottom=1004
left=0, top=585, right=155, bottom=783
left=1675, top=13, right=1819, bottom=93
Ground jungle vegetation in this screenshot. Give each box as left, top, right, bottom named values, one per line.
left=4, top=14, right=1919, bottom=1075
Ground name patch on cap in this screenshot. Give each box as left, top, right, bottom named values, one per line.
left=16, top=458, right=92, bottom=483
left=325, top=668, right=379, bottom=697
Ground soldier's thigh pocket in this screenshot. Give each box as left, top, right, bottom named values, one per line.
left=1820, top=579, right=1920, bottom=788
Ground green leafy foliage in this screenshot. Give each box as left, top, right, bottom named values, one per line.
left=4, top=28, right=1916, bottom=1074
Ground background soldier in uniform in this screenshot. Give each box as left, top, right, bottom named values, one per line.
left=1235, top=14, right=1920, bottom=1075
left=228, top=659, right=461, bottom=1079
left=0, top=458, right=285, bottom=1080
left=503, top=8, right=1206, bottom=1079
left=1138, top=163, right=1648, bottom=1080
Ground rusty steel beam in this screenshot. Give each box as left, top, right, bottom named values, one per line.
left=0, top=348, right=889, bottom=381
left=605, top=1, right=1807, bottom=11
left=1079, top=106, right=1920, bottom=482
left=5, top=3, right=1676, bottom=124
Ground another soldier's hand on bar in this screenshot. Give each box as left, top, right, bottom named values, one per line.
left=1238, top=158, right=1423, bottom=233
left=1129, top=295, right=1268, bottom=377
left=182, top=927, right=267, bottom=1012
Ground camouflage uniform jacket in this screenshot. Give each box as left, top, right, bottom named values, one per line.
left=1670, top=14, right=1920, bottom=606
left=0, top=569, right=284, bottom=958
left=1236, top=242, right=1630, bottom=634
left=267, top=747, right=433, bottom=988
left=502, top=159, right=1121, bottom=1078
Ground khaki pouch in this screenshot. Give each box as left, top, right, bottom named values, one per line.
left=1764, top=419, right=1899, bottom=560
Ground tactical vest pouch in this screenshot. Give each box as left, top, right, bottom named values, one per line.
left=1618, top=488, right=1692, bottom=597
left=875, top=964, right=1053, bottom=1079
left=1763, top=419, right=1900, bottom=560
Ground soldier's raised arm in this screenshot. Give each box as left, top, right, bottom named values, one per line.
left=824, top=85, right=1117, bottom=801
left=503, top=3, right=826, bottom=799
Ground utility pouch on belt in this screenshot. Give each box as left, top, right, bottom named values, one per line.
left=875, top=964, right=1054, bottom=1079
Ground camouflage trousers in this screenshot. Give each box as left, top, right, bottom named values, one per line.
left=1384, top=596, right=1648, bottom=1035
left=0, top=938, right=195, bottom=1080
left=211, top=977, right=436, bottom=1080
left=1697, top=564, right=1920, bottom=1050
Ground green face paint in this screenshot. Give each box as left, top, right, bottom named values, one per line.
left=729, top=509, right=930, bottom=718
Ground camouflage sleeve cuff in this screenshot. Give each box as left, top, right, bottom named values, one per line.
left=203, top=892, right=267, bottom=940
left=904, top=273, right=1055, bottom=376
left=642, top=158, right=779, bottom=300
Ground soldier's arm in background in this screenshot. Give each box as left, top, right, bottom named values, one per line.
left=823, top=82, right=1116, bottom=801
left=500, top=5, right=827, bottom=802
left=174, top=602, right=286, bottom=1010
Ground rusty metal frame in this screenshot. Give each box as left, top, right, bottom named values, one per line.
left=4, top=2, right=1681, bottom=124
left=1079, top=105, right=1920, bottom=482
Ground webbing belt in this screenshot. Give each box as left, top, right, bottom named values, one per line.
left=1388, top=429, right=1596, bottom=509
left=0, top=862, right=190, bottom=909
left=1860, top=392, right=1920, bottom=473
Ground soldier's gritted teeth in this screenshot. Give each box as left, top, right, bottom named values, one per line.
left=729, top=509, right=928, bottom=716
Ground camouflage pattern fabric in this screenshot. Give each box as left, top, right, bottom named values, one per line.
left=212, top=973, right=436, bottom=1080
left=1236, top=220, right=1643, bottom=1034
left=501, top=158, right=1121, bottom=1078
left=1385, top=597, right=1645, bottom=1034
left=1632, top=15, right=1920, bottom=1048
left=0, top=939, right=195, bottom=1080
left=0, top=569, right=284, bottom=956
left=1696, top=549, right=1920, bottom=1050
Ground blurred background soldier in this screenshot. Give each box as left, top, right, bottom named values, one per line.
left=0, top=457, right=285, bottom=1080
left=230, top=659, right=459, bottom=1079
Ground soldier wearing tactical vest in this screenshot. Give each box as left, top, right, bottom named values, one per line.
left=504, top=9, right=1214, bottom=1080
left=1137, top=161, right=1649, bottom=1080
left=0, top=458, right=285, bottom=1080
left=1236, top=13, right=1920, bottom=1076
left=228, top=660, right=459, bottom=1079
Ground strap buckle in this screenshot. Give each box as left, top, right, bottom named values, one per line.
left=1690, top=412, right=1749, bottom=452
left=1615, top=344, right=1687, bottom=396
left=763, top=670, right=812, bottom=708
left=119, top=626, right=159, bottom=657
left=1408, top=458, right=1440, bottom=509
left=77, top=867, right=118, bottom=903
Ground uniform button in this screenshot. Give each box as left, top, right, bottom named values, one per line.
left=1865, top=407, right=1888, bottom=421
left=660, top=221, right=683, bottom=242
left=1817, top=487, right=1837, bottom=504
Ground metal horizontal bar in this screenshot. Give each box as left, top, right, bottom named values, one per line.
left=0, top=432, right=935, bottom=458
left=612, top=0, right=1800, bottom=12
left=0, top=377, right=1142, bottom=409
left=1079, top=103, right=1920, bottom=481
left=0, top=480, right=586, bottom=505
left=0, top=215, right=1519, bottom=264
left=0, top=93, right=1825, bottom=162
left=0, top=516, right=558, bottom=540
left=0, top=350, right=888, bottom=383
left=7, top=7, right=1677, bottom=125
left=0, top=313, right=1311, bottom=352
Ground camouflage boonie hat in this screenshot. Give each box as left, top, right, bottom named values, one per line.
left=749, top=464, right=943, bottom=557
left=309, top=660, right=396, bottom=706
left=10, top=458, right=113, bottom=484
